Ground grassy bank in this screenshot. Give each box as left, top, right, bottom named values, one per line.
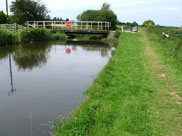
left=53, top=30, right=182, bottom=135
left=0, top=28, right=67, bottom=46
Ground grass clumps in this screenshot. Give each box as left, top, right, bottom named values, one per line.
left=0, top=30, right=18, bottom=45
left=114, top=31, right=121, bottom=38
left=51, top=32, right=67, bottom=41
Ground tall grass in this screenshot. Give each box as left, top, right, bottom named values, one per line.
left=0, top=30, right=18, bottom=46
left=0, top=28, right=67, bottom=46
left=19, top=28, right=52, bottom=42
left=146, top=27, right=182, bottom=62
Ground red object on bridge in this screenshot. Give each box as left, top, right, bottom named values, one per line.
left=66, top=48, right=71, bottom=54
left=66, top=22, right=71, bottom=27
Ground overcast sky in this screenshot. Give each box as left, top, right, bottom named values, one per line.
left=0, top=0, right=182, bottom=26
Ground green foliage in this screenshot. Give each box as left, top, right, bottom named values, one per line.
left=142, top=20, right=155, bottom=27
left=0, top=30, right=17, bottom=45
left=77, top=3, right=117, bottom=30
left=19, top=28, right=52, bottom=42
left=51, top=32, right=67, bottom=41
left=10, top=0, right=50, bottom=24
left=114, top=31, right=121, bottom=38
left=0, top=11, right=7, bottom=24
left=8, top=14, right=23, bottom=24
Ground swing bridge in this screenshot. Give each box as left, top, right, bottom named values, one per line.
left=26, top=21, right=111, bottom=35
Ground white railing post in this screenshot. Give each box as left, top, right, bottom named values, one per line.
left=43, top=21, right=45, bottom=28
left=14, top=23, right=17, bottom=32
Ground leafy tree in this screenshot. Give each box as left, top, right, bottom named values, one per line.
left=130, top=21, right=138, bottom=27
left=0, top=11, right=7, bottom=24
left=142, top=20, right=155, bottom=27
left=77, top=3, right=117, bottom=30
left=10, top=0, right=50, bottom=24
left=101, top=2, right=111, bottom=10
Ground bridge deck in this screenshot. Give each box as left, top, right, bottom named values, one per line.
left=51, top=29, right=109, bottom=34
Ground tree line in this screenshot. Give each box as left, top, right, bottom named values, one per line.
left=0, top=0, right=155, bottom=29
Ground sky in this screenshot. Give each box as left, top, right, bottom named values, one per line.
left=0, top=0, right=182, bottom=26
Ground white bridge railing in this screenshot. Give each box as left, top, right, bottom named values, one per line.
left=26, top=21, right=111, bottom=30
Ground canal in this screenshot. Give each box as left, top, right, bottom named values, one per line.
left=0, top=41, right=113, bottom=136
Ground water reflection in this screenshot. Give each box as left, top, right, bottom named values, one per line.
left=13, top=43, right=51, bottom=70
left=0, top=46, right=16, bottom=60
left=8, top=55, right=16, bottom=95
left=0, top=41, right=111, bottom=71
left=66, top=40, right=110, bottom=57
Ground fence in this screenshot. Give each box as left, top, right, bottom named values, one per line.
left=0, top=23, right=24, bottom=32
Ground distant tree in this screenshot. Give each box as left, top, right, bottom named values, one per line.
left=0, top=11, right=7, bottom=24
left=116, top=20, right=122, bottom=25
left=101, top=2, right=111, bottom=10
left=52, top=17, right=67, bottom=21
left=76, top=15, right=81, bottom=21
left=77, top=3, right=117, bottom=30
left=130, top=21, right=138, bottom=27
left=10, top=0, right=50, bottom=24
left=53, top=17, right=56, bottom=21
left=142, top=20, right=155, bottom=27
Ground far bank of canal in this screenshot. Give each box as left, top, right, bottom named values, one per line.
left=0, top=41, right=113, bottom=136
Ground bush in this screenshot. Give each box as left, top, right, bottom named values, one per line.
left=142, top=20, right=155, bottom=27
left=114, top=31, right=121, bottom=38
left=51, top=32, right=67, bottom=41
left=0, top=30, right=17, bottom=45
left=20, top=28, right=52, bottom=42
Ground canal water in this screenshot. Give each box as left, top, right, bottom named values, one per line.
left=0, top=41, right=113, bottom=136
